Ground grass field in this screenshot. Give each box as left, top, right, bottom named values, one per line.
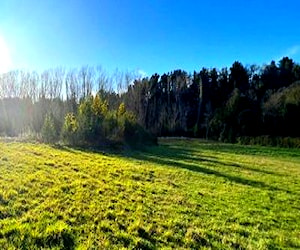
left=0, top=138, right=299, bottom=249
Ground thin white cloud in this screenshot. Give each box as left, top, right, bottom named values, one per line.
left=137, top=69, right=148, bottom=79
left=276, top=45, right=300, bottom=62
left=0, top=35, right=13, bottom=73
left=286, top=45, right=300, bottom=57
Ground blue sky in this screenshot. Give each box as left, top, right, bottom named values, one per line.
left=0, top=0, right=300, bottom=75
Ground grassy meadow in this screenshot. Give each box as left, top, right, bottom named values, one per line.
left=0, top=138, right=299, bottom=249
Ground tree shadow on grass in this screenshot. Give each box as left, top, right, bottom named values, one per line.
left=51, top=142, right=289, bottom=192
left=195, top=141, right=300, bottom=158
left=142, top=143, right=282, bottom=176
left=168, top=150, right=283, bottom=176
left=128, top=144, right=288, bottom=192
left=158, top=138, right=300, bottom=158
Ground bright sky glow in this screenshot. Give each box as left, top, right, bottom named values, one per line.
left=0, top=35, right=12, bottom=73
left=0, top=0, right=300, bottom=75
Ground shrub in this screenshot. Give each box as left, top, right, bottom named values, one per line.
left=59, top=98, right=157, bottom=148
left=41, top=114, right=58, bottom=144
left=61, top=113, right=79, bottom=145
left=102, top=111, right=118, bottom=140
left=116, top=103, right=157, bottom=147
left=237, top=136, right=300, bottom=148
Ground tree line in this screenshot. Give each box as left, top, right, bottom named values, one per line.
left=0, top=66, right=155, bottom=146
left=0, top=57, right=299, bottom=147
left=123, top=57, right=300, bottom=146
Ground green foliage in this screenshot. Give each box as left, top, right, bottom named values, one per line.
left=77, top=96, right=95, bottom=142
left=1, top=57, right=300, bottom=143
left=209, top=89, right=241, bottom=142
left=92, top=94, right=108, bottom=117
left=61, top=113, right=78, bottom=145
left=229, top=61, right=249, bottom=91
left=75, top=95, right=108, bottom=144
left=238, top=136, right=300, bottom=148
left=0, top=139, right=300, bottom=249
left=117, top=102, right=126, bottom=117
left=102, top=111, right=118, bottom=139
left=61, top=97, right=156, bottom=147
left=41, top=113, right=58, bottom=144
left=116, top=103, right=134, bottom=138
left=263, top=82, right=300, bottom=136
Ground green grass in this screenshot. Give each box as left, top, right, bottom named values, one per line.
left=0, top=138, right=299, bottom=249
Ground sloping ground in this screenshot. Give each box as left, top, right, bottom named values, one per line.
left=0, top=138, right=299, bottom=249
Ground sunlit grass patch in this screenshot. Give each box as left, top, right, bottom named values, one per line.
left=0, top=138, right=299, bottom=249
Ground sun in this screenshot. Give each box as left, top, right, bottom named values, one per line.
left=0, top=35, right=13, bottom=73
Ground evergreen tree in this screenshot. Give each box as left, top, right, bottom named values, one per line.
left=41, top=113, right=57, bottom=144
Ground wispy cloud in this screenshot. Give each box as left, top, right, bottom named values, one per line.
left=275, top=45, right=300, bottom=62
left=137, top=69, right=148, bottom=78
left=0, top=35, right=13, bottom=73
left=286, top=45, right=300, bottom=57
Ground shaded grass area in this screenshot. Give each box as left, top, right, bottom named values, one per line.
left=0, top=138, right=299, bottom=249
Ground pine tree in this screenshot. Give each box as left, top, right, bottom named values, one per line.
left=41, top=113, right=57, bottom=144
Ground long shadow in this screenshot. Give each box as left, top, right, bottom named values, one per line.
left=128, top=145, right=289, bottom=192
left=173, top=153, right=283, bottom=176
left=52, top=142, right=290, bottom=192
left=197, top=142, right=300, bottom=158
left=143, top=144, right=282, bottom=176
left=158, top=138, right=300, bottom=158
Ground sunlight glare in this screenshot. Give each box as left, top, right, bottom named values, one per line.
left=0, top=36, right=13, bottom=73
